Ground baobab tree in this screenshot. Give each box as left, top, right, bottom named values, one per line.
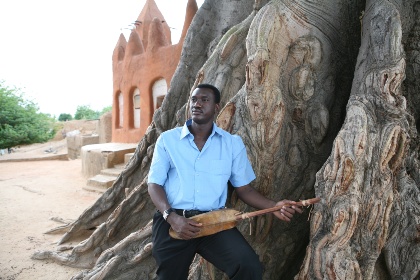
left=33, top=0, right=419, bottom=279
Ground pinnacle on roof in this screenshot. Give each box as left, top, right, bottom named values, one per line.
left=135, top=0, right=171, bottom=48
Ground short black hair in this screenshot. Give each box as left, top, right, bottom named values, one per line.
left=196, top=84, right=221, bottom=103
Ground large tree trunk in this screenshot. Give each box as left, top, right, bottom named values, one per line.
left=296, top=0, right=420, bottom=278
left=32, top=0, right=419, bottom=279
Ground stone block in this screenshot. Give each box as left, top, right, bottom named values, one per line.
left=67, top=134, right=99, bottom=159
left=98, top=112, right=112, bottom=144
left=81, top=143, right=136, bottom=178
left=84, top=174, right=116, bottom=193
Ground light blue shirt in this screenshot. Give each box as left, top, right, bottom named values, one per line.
left=148, top=119, right=256, bottom=211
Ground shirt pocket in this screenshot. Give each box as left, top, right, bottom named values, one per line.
left=208, top=159, right=231, bottom=190
left=210, top=160, right=231, bottom=175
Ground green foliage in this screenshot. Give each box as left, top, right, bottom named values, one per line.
left=74, top=105, right=111, bottom=120
left=100, top=106, right=112, bottom=116
left=74, top=105, right=100, bottom=120
left=0, top=82, right=56, bottom=149
left=58, top=113, right=73, bottom=121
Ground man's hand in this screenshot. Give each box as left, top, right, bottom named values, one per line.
left=167, top=214, right=202, bottom=240
left=273, top=200, right=303, bottom=222
left=235, top=185, right=304, bottom=222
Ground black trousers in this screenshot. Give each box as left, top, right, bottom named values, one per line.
left=152, top=212, right=263, bottom=280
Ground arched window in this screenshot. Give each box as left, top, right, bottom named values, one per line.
left=118, top=92, right=123, bottom=128
left=133, top=88, right=141, bottom=129
left=152, top=79, right=167, bottom=110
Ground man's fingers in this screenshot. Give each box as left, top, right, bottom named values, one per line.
left=276, top=212, right=291, bottom=222
left=280, top=208, right=294, bottom=218
left=181, top=223, right=202, bottom=239
left=292, top=205, right=303, bottom=213
left=188, top=221, right=203, bottom=227
left=271, top=200, right=305, bottom=222
left=179, top=228, right=200, bottom=240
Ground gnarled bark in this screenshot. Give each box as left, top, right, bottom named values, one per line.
left=214, top=0, right=364, bottom=277
left=296, top=0, right=419, bottom=278
left=32, top=0, right=419, bottom=279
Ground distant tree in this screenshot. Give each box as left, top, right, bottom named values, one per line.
left=58, top=113, right=73, bottom=122
left=74, top=105, right=99, bottom=120
left=100, top=105, right=112, bottom=116
left=0, top=82, right=56, bottom=149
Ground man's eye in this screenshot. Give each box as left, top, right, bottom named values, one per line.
left=202, top=98, right=209, bottom=102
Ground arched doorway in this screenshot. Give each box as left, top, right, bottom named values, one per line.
left=133, top=88, right=141, bottom=129
left=118, top=92, right=123, bottom=128
left=152, top=79, right=167, bottom=110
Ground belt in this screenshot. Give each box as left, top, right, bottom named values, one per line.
left=174, top=209, right=209, bottom=218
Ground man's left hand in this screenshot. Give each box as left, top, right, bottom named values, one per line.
left=273, top=200, right=303, bottom=222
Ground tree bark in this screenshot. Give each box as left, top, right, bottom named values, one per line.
left=296, top=0, right=420, bottom=278
left=32, top=0, right=420, bottom=279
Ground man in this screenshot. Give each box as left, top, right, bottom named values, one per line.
left=148, top=84, right=301, bottom=280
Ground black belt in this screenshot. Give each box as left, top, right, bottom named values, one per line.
left=174, top=209, right=209, bottom=218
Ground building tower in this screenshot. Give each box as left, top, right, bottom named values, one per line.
left=112, top=0, right=197, bottom=143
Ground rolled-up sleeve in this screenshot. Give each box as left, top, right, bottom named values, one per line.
left=147, top=135, right=170, bottom=186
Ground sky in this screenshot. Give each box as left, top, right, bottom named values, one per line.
left=0, top=0, right=204, bottom=118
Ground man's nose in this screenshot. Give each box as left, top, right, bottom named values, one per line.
left=192, top=99, right=202, bottom=106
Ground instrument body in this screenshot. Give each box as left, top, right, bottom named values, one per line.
left=169, top=198, right=320, bottom=239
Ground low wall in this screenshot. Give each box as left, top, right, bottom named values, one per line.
left=81, top=143, right=137, bottom=178
left=67, top=134, right=99, bottom=160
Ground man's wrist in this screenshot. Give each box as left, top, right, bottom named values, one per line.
left=163, top=207, right=176, bottom=221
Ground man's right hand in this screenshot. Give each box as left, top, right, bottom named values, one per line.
left=167, top=214, right=202, bottom=240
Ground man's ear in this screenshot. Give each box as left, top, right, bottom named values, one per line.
left=215, top=103, right=220, bottom=113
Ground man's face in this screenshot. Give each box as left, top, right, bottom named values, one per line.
left=189, top=88, right=220, bottom=124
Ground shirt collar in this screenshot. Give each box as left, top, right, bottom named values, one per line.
left=180, top=119, right=224, bottom=139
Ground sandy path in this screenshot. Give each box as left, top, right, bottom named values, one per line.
left=0, top=159, right=101, bottom=280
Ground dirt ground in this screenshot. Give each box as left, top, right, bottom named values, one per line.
left=0, top=141, right=101, bottom=279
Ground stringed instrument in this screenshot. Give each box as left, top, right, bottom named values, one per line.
left=169, top=197, right=320, bottom=239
